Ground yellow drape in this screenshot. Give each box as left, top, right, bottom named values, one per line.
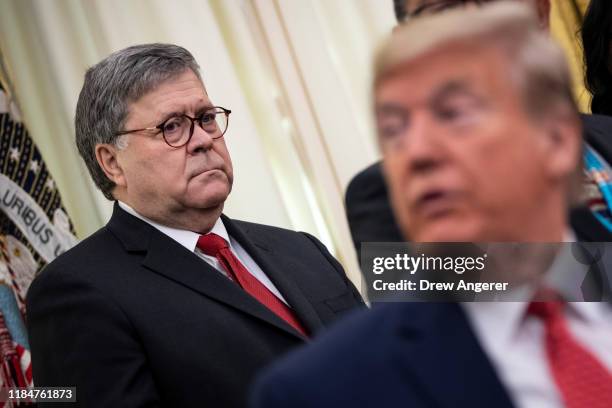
left=550, top=0, right=591, bottom=112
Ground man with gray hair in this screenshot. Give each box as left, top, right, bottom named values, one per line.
left=252, top=3, right=612, bottom=407
left=26, top=43, right=363, bottom=408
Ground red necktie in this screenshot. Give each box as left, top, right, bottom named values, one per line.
left=197, top=233, right=308, bottom=337
left=528, top=300, right=612, bottom=408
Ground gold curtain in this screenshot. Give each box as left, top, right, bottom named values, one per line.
left=550, top=0, right=591, bottom=112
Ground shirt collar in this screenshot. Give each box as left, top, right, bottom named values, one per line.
left=547, top=244, right=610, bottom=324
left=117, top=201, right=229, bottom=252
left=463, top=297, right=531, bottom=350
left=463, top=229, right=586, bottom=345
left=464, top=300, right=609, bottom=351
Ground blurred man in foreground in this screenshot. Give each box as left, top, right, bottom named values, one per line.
left=26, top=43, right=363, bottom=408
left=346, top=0, right=612, bottom=254
left=252, top=3, right=612, bottom=407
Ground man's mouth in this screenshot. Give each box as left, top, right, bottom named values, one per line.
left=413, top=190, right=461, bottom=218
left=193, top=167, right=223, bottom=177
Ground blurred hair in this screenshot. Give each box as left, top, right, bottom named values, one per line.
left=393, top=0, right=407, bottom=22
left=393, top=1, right=541, bottom=25
left=75, top=43, right=202, bottom=200
left=581, top=0, right=612, bottom=116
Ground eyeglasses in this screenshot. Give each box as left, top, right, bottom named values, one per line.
left=405, top=0, right=493, bottom=20
left=115, top=106, right=232, bottom=148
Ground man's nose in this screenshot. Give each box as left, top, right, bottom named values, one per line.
left=404, top=114, right=445, bottom=174
left=187, top=122, right=215, bottom=153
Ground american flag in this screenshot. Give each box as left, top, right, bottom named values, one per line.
left=1, top=68, right=77, bottom=406
left=0, top=311, right=32, bottom=407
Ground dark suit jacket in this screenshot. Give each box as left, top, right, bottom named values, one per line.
left=345, top=113, right=612, bottom=245
left=345, top=162, right=403, bottom=249
left=584, top=113, right=612, bottom=164
left=251, top=303, right=516, bottom=408
left=26, top=204, right=364, bottom=408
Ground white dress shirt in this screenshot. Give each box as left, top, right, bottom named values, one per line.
left=118, top=201, right=288, bottom=304
left=463, top=240, right=612, bottom=408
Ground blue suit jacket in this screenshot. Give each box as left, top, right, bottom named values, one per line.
left=251, top=303, right=516, bottom=408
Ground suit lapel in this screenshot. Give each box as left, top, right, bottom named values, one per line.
left=392, top=303, right=515, bottom=408
left=222, top=215, right=324, bottom=336
left=108, top=204, right=305, bottom=340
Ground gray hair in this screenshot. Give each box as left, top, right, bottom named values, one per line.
left=75, top=43, right=202, bottom=200
left=374, top=1, right=577, bottom=121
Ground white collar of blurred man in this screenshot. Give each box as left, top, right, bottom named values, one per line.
left=93, top=69, right=234, bottom=234
left=374, top=2, right=581, bottom=242
left=400, top=0, right=551, bottom=30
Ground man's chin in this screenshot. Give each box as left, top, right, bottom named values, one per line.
left=194, top=196, right=228, bottom=211
left=188, top=179, right=231, bottom=205
left=182, top=190, right=229, bottom=212
left=410, top=220, right=484, bottom=243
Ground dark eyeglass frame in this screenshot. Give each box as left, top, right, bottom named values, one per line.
left=115, top=106, right=232, bottom=148
left=405, top=0, right=491, bottom=20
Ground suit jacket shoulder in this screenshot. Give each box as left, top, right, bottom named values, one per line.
left=345, top=162, right=404, bottom=249
left=251, top=303, right=514, bottom=408
left=251, top=304, right=400, bottom=408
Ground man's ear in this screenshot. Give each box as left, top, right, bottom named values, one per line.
left=540, top=113, right=581, bottom=183
left=95, top=143, right=127, bottom=187
left=533, top=0, right=551, bottom=30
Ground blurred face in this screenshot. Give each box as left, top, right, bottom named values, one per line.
left=113, top=69, right=233, bottom=226
left=376, top=44, right=565, bottom=242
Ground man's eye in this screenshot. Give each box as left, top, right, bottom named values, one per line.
left=435, top=103, right=479, bottom=126
left=163, top=118, right=183, bottom=133
left=200, top=113, right=216, bottom=124
left=379, top=125, right=403, bottom=140
left=377, top=113, right=406, bottom=140
left=437, top=107, right=462, bottom=121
